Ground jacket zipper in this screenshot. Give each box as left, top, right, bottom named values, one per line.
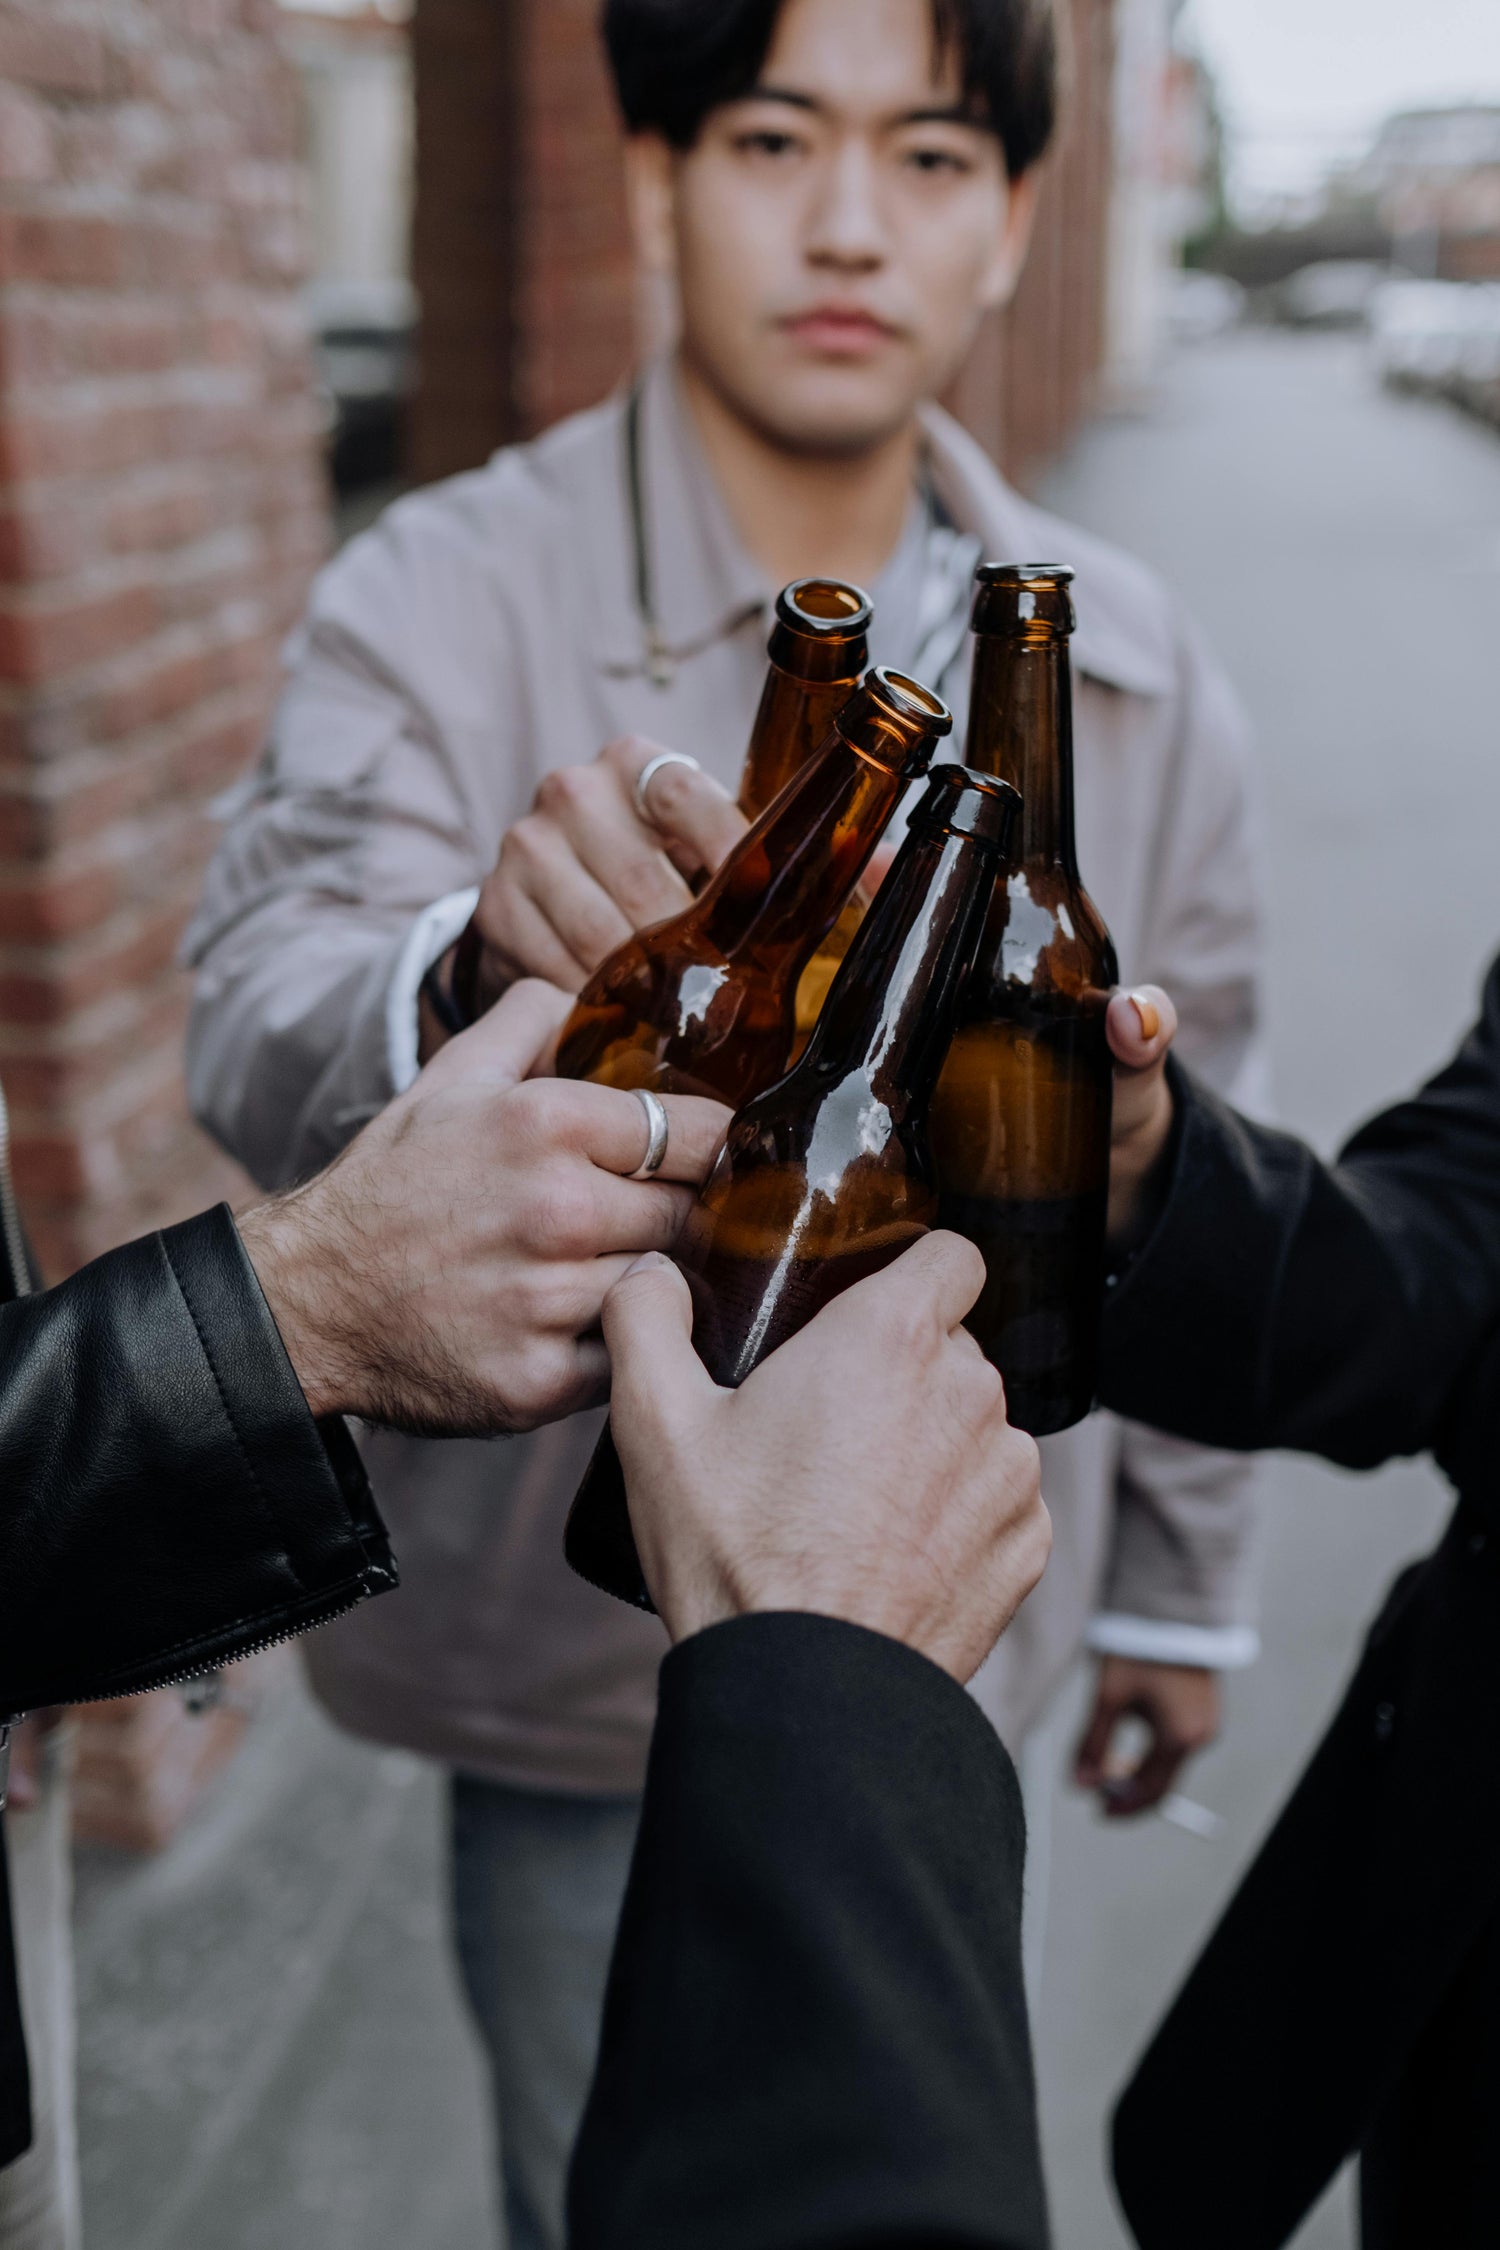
left=0, top=1576, right=383, bottom=1785
left=0, top=1079, right=32, bottom=1308
left=0, top=1079, right=25, bottom=1805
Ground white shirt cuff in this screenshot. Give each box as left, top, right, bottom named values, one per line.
left=385, top=888, right=480, bottom=1094
left=1085, top=1613, right=1261, bottom=1671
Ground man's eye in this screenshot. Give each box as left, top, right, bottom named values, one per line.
left=735, top=129, right=803, bottom=159
left=905, top=146, right=972, bottom=175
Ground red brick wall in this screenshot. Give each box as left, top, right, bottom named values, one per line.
left=0, top=0, right=330, bottom=1278
left=411, top=0, right=1115, bottom=486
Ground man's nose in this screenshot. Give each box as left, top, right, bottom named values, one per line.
left=804, top=139, right=889, bottom=271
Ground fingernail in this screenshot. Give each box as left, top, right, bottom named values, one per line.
left=625, top=1252, right=668, bottom=1277
left=1130, top=991, right=1161, bottom=1042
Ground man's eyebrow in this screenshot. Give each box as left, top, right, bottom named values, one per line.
left=739, top=86, right=984, bottom=131
left=743, top=84, right=821, bottom=114
left=899, top=104, right=985, bottom=128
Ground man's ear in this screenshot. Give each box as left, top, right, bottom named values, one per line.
left=624, top=132, right=679, bottom=278
left=978, top=166, right=1042, bottom=314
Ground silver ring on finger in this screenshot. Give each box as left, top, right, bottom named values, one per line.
left=630, top=1088, right=670, bottom=1179
left=633, top=752, right=701, bottom=828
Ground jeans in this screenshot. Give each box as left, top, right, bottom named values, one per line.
left=448, top=1777, right=641, bottom=2250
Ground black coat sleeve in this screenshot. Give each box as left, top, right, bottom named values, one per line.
left=1100, top=960, right=1500, bottom=1469
left=0, top=1205, right=396, bottom=1718
left=567, top=1612, right=1049, bottom=2250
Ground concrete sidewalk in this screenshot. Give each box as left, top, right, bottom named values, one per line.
left=74, top=1677, right=496, bottom=2250
left=73, top=331, right=1500, bottom=2248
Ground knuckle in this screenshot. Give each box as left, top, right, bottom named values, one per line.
left=603, top=734, right=658, bottom=777
left=1007, top=1425, right=1043, bottom=1488
left=520, top=1174, right=594, bottom=1257
left=511, top=1338, right=572, bottom=1422
left=501, top=815, right=548, bottom=875
left=534, top=764, right=593, bottom=820
left=499, top=1078, right=577, bottom=1163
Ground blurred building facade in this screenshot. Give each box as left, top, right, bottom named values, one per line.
left=1354, top=106, right=1500, bottom=283
left=0, top=0, right=1186, bottom=1846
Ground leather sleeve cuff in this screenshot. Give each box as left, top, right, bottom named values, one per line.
left=1100, top=1060, right=1311, bottom=1451
left=0, top=1206, right=395, bottom=1717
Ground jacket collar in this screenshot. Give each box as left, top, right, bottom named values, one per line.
left=591, top=358, right=772, bottom=682
left=919, top=403, right=1178, bottom=699
left=585, top=358, right=1178, bottom=701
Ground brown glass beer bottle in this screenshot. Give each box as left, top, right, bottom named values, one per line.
left=930, top=563, right=1119, bottom=1436
left=553, top=669, right=952, bottom=1107
left=737, top=578, right=871, bottom=818
left=738, top=580, right=878, bottom=1046
left=563, top=763, right=1020, bottom=1610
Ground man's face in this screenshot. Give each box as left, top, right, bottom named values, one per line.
left=630, top=0, right=1035, bottom=457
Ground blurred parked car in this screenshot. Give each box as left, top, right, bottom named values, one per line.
left=306, top=278, right=417, bottom=493
left=1276, top=260, right=1390, bottom=331
left=1369, top=278, right=1500, bottom=431
left=1167, top=269, right=1246, bottom=344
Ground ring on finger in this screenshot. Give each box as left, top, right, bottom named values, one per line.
left=633, top=752, right=701, bottom=828
left=630, top=1088, right=670, bottom=1179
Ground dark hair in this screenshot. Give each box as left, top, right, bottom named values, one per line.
left=601, top=0, right=1058, bottom=179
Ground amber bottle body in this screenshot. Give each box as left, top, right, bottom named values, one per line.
left=735, top=580, right=873, bottom=1050
left=554, top=669, right=947, bottom=1107
left=564, top=765, right=1018, bottom=1610
left=932, top=572, right=1117, bottom=1437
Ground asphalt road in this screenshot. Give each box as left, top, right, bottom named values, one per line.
left=72, top=330, right=1500, bottom=2248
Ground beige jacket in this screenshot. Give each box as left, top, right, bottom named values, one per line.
left=185, top=360, right=1268, bottom=1789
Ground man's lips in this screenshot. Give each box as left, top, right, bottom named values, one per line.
left=780, top=307, right=903, bottom=356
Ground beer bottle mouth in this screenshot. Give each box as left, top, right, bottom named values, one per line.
left=769, top=578, right=874, bottom=682
left=873, top=667, right=952, bottom=727
left=779, top=578, right=874, bottom=635
left=970, top=561, right=1077, bottom=637
left=975, top=562, right=1076, bottom=589
left=834, top=666, right=953, bottom=778
left=909, top=764, right=1020, bottom=856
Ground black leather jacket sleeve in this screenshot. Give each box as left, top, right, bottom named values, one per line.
left=1101, top=958, right=1500, bottom=1477
left=568, top=1613, right=1049, bottom=2250
left=0, top=1204, right=396, bottom=1720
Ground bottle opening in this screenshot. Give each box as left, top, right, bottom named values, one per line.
left=970, top=564, right=1077, bottom=638
left=874, top=667, right=952, bottom=728
left=909, top=763, right=1020, bottom=853
left=975, top=562, right=1076, bottom=589
left=780, top=578, right=874, bottom=634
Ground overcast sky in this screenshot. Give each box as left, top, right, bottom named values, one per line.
left=1182, top=0, right=1500, bottom=210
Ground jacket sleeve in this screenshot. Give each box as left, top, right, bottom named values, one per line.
left=1100, top=960, right=1500, bottom=1467
left=1094, top=613, right=1269, bottom=1665
left=567, top=1613, right=1049, bottom=2250
left=0, top=1206, right=396, bottom=1719
left=181, top=506, right=502, bottom=1192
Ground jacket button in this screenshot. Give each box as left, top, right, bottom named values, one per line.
left=1470, top=1532, right=1488, bottom=1559
left=1373, top=1702, right=1396, bottom=1745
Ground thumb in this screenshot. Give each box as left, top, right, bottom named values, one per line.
left=1107, top=984, right=1177, bottom=1072
left=424, top=976, right=573, bottom=1093
left=603, top=1254, right=716, bottom=1443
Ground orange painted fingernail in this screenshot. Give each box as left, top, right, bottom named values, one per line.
left=1130, top=992, right=1161, bottom=1042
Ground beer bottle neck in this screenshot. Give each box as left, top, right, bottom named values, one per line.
left=965, top=633, right=1079, bottom=874
left=739, top=664, right=864, bottom=820
left=799, top=826, right=996, bottom=1117
left=697, top=728, right=905, bottom=968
